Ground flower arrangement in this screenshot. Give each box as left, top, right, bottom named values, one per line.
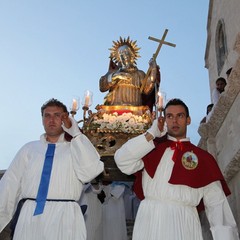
left=91, top=111, right=152, bottom=134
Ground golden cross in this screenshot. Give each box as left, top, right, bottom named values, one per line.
left=140, top=29, right=176, bottom=92
left=148, top=29, right=176, bottom=60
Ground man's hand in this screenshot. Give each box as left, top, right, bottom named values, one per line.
left=158, top=116, right=165, bottom=132
left=61, top=112, right=72, bottom=129
left=145, top=117, right=166, bottom=141
left=62, top=116, right=81, bottom=138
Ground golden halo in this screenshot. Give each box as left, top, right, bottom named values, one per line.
left=109, top=36, right=141, bottom=65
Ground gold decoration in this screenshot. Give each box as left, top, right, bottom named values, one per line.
left=109, top=36, right=141, bottom=66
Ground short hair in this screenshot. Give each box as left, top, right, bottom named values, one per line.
left=206, top=103, right=214, bottom=114
left=216, top=77, right=226, bottom=85
left=226, top=68, right=232, bottom=76
left=164, top=98, right=189, bottom=117
left=41, top=98, right=68, bottom=116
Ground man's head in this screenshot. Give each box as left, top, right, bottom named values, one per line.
left=163, top=98, right=191, bottom=140
left=41, top=98, right=69, bottom=142
left=206, top=103, right=214, bottom=115
left=41, top=98, right=68, bottom=116
left=215, top=77, right=227, bottom=93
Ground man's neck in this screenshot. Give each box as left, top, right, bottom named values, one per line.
left=46, top=135, right=61, bottom=143
left=167, top=134, right=189, bottom=142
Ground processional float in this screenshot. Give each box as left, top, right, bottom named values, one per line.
left=71, top=29, right=175, bottom=182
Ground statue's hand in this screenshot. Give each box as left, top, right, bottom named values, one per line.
left=112, top=72, right=132, bottom=83
left=108, top=58, right=119, bottom=72
left=149, top=58, right=157, bottom=69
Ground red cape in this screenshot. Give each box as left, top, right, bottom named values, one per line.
left=133, top=135, right=231, bottom=212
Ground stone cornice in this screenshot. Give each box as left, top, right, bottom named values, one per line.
left=224, top=148, right=240, bottom=182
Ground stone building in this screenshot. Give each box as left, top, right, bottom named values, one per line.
left=198, top=0, right=240, bottom=238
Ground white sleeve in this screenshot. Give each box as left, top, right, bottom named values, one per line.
left=114, top=134, right=155, bottom=175
left=203, top=181, right=239, bottom=240
left=70, top=134, right=104, bottom=183
left=0, top=146, right=27, bottom=232
left=212, top=88, right=220, bottom=105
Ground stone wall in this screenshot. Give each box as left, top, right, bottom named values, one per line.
left=198, top=32, right=240, bottom=237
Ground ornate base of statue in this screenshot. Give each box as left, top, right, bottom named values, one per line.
left=82, top=105, right=152, bottom=181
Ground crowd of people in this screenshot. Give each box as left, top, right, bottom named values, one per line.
left=78, top=181, right=140, bottom=240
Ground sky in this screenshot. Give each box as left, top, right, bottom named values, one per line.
left=0, top=0, right=210, bottom=170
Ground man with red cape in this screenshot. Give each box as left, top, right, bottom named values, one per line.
left=115, top=98, right=239, bottom=240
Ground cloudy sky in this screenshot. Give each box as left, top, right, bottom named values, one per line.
left=0, top=0, right=210, bottom=169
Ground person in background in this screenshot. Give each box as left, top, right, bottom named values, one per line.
left=0, top=98, right=104, bottom=240
left=212, top=77, right=227, bottom=105
left=200, top=103, right=214, bottom=124
left=115, top=98, right=239, bottom=240
left=226, top=67, right=232, bottom=80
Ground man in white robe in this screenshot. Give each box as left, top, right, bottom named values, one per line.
left=102, top=183, right=128, bottom=240
left=0, top=98, right=104, bottom=240
left=79, top=183, right=104, bottom=240
left=115, top=98, right=239, bottom=240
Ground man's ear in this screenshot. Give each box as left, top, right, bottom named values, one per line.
left=187, top=116, right=191, bottom=125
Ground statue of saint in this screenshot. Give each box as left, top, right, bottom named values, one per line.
left=99, top=37, right=160, bottom=109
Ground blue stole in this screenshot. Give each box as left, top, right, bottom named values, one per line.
left=34, top=143, right=56, bottom=216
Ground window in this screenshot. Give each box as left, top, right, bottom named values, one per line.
left=215, top=19, right=228, bottom=75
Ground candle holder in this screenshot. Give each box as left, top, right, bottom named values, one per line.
left=82, top=106, right=89, bottom=121
left=81, top=90, right=93, bottom=121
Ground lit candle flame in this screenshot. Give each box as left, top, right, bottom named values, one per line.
left=71, top=99, right=78, bottom=112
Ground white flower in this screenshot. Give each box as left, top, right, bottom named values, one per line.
left=91, top=111, right=151, bottom=133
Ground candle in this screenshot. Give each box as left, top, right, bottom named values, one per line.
left=157, top=90, right=166, bottom=110
left=84, top=95, right=90, bottom=107
left=158, top=95, right=163, bottom=108
left=71, top=99, right=78, bottom=112
left=82, top=90, right=93, bottom=108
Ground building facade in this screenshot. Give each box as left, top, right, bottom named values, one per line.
left=198, top=0, right=240, bottom=238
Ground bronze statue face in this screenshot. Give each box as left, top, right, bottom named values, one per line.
left=118, top=45, right=133, bottom=67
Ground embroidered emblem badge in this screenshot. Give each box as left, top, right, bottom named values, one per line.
left=181, top=151, right=198, bottom=170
